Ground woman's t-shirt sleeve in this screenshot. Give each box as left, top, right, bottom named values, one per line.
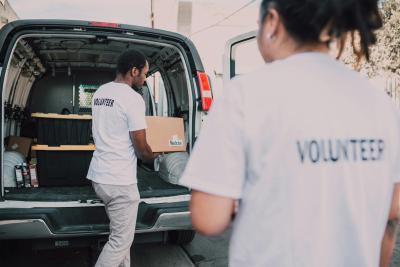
left=180, top=79, right=246, bottom=199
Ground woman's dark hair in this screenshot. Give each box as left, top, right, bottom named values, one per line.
left=116, top=49, right=147, bottom=75
left=260, top=0, right=382, bottom=61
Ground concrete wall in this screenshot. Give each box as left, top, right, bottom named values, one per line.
left=0, top=0, right=18, bottom=28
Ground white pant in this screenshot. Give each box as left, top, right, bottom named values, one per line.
left=93, top=182, right=140, bottom=267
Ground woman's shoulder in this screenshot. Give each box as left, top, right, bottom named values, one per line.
left=229, top=63, right=285, bottom=95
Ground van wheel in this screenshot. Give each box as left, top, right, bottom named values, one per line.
left=168, top=230, right=196, bottom=245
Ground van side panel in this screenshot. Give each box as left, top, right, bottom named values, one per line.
left=29, top=71, right=114, bottom=114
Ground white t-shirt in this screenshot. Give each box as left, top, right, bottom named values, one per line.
left=180, top=52, right=400, bottom=267
left=87, top=81, right=147, bottom=185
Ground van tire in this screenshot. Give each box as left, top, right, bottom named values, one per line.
left=168, top=230, right=196, bottom=245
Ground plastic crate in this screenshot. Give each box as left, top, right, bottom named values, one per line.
left=32, top=113, right=92, bottom=146
left=35, top=149, right=93, bottom=187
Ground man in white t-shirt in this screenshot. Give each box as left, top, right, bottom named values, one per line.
left=180, top=1, right=400, bottom=266
left=87, top=49, right=156, bottom=267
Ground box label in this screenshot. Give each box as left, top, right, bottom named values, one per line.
left=169, top=135, right=183, bottom=147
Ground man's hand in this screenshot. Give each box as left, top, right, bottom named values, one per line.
left=130, top=129, right=155, bottom=163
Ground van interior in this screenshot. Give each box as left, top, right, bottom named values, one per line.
left=2, top=34, right=191, bottom=201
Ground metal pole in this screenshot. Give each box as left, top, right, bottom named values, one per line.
left=150, top=0, right=156, bottom=104
left=150, top=0, right=155, bottom=29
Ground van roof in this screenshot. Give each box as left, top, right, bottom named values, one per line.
left=0, top=19, right=204, bottom=71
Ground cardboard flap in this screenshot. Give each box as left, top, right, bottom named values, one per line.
left=6, top=136, right=33, bottom=158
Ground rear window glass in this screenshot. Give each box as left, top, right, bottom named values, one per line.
left=231, top=37, right=264, bottom=77
left=78, top=84, right=100, bottom=113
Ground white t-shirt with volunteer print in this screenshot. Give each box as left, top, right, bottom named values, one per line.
left=87, top=81, right=147, bottom=186
left=180, top=52, right=400, bottom=267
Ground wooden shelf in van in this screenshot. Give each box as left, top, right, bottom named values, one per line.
left=31, top=113, right=92, bottom=120
left=32, top=145, right=96, bottom=151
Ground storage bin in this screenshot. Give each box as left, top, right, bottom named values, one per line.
left=32, top=113, right=92, bottom=146
left=33, top=145, right=94, bottom=186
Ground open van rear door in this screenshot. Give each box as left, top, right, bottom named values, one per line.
left=223, top=31, right=265, bottom=85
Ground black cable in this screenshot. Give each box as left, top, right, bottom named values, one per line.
left=190, top=0, right=258, bottom=37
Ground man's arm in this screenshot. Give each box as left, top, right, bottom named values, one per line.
left=130, top=129, right=155, bottom=163
left=380, top=183, right=400, bottom=267
left=190, top=190, right=236, bottom=236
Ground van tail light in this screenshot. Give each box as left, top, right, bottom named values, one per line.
left=197, top=71, right=213, bottom=111
left=89, top=21, right=120, bottom=28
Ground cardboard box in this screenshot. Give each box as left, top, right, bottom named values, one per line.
left=6, top=136, right=33, bottom=158
left=145, top=116, right=186, bottom=152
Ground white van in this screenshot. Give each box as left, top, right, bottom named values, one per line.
left=0, top=19, right=213, bottom=248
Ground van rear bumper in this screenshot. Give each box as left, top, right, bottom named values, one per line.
left=0, top=202, right=191, bottom=240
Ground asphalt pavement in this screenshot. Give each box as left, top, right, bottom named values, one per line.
left=1, top=226, right=400, bottom=267
left=0, top=229, right=230, bottom=267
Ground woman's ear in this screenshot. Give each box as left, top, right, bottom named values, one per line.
left=319, top=21, right=334, bottom=43
left=265, top=8, right=280, bottom=40
left=257, top=6, right=283, bottom=63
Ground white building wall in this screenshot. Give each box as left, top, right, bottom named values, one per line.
left=153, top=0, right=179, bottom=31
left=190, top=0, right=260, bottom=95
left=154, top=0, right=261, bottom=95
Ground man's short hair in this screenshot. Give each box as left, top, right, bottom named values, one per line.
left=116, top=49, right=147, bottom=75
